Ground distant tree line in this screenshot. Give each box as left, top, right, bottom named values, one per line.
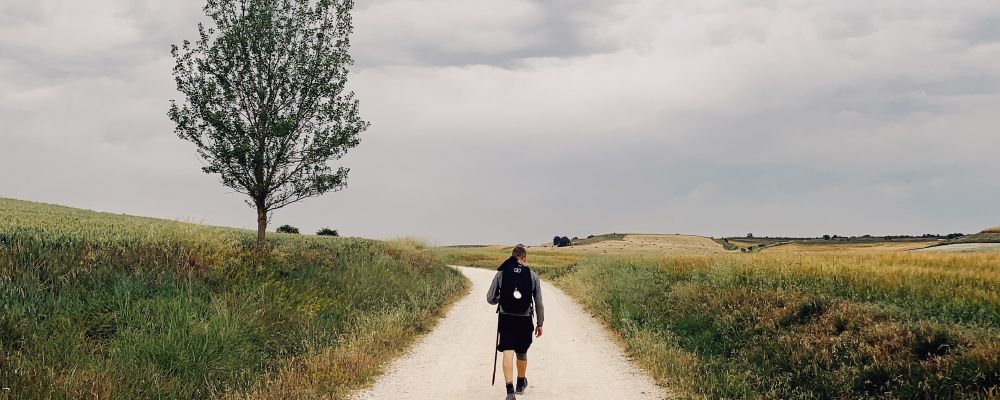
left=818, top=233, right=965, bottom=241
left=276, top=225, right=339, bottom=236
left=731, top=233, right=965, bottom=241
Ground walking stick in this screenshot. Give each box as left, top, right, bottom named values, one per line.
left=492, top=314, right=500, bottom=386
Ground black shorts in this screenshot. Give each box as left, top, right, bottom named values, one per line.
left=497, top=313, right=534, bottom=354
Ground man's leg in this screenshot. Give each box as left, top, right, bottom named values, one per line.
left=515, top=352, right=529, bottom=394
left=502, top=350, right=515, bottom=384
left=515, top=317, right=533, bottom=394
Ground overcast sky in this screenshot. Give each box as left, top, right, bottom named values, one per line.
left=2, top=0, right=999, bottom=244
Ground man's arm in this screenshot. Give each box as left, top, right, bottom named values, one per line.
left=486, top=271, right=502, bottom=305
left=532, top=271, right=544, bottom=326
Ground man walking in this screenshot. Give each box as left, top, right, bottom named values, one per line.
left=487, top=246, right=544, bottom=400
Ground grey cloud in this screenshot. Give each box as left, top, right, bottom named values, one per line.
left=353, top=0, right=619, bottom=68
left=0, top=1, right=46, bottom=25
left=3, top=0, right=1000, bottom=245
left=954, top=14, right=1000, bottom=44
left=0, top=44, right=144, bottom=85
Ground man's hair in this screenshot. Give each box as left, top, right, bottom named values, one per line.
left=512, top=246, right=527, bottom=258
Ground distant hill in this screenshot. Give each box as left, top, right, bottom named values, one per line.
left=946, top=227, right=1000, bottom=244
left=570, top=233, right=626, bottom=246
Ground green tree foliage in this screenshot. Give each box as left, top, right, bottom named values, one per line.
left=276, top=224, right=299, bottom=234
left=169, top=0, right=368, bottom=259
left=556, top=236, right=572, bottom=247
left=316, top=227, right=338, bottom=236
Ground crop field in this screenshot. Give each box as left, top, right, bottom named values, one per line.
left=443, top=245, right=584, bottom=277
left=0, top=198, right=467, bottom=399
left=440, top=243, right=1000, bottom=399
left=545, top=234, right=726, bottom=254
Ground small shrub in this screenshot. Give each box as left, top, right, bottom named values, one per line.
left=276, top=225, right=299, bottom=234
left=316, top=228, right=338, bottom=236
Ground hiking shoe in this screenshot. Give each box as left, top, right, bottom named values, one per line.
left=504, top=393, right=516, bottom=400
left=515, top=377, right=528, bottom=394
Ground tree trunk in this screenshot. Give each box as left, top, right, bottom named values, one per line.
left=255, top=206, right=268, bottom=265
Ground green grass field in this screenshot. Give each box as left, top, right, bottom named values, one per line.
left=0, top=198, right=467, bottom=399
left=441, top=246, right=1000, bottom=399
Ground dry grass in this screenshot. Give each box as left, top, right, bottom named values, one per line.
left=226, top=285, right=468, bottom=400
left=569, top=233, right=626, bottom=246
left=984, top=226, right=1000, bottom=234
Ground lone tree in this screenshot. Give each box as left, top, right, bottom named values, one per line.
left=169, top=0, right=368, bottom=258
left=556, top=236, right=572, bottom=247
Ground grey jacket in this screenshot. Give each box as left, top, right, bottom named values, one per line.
left=486, top=269, right=545, bottom=326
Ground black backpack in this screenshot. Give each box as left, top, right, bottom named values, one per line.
left=498, top=264, right=533, bottom=314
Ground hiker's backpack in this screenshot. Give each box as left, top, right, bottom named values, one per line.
left=498, top=265, right=533, bottom=314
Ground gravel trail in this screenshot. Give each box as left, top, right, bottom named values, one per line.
left=352, top=266, right=668, bottom=400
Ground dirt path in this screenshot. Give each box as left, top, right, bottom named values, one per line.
left=352, top=266, right=668, bottom=400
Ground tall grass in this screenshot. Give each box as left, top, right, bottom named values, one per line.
left=442, top=246, right=1000, bottom=399
left=0, top=198, right=466, bottom=399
